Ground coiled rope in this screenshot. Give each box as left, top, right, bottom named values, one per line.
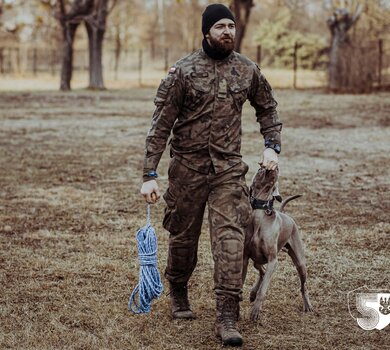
left=129, top=205, right=163, bottom=314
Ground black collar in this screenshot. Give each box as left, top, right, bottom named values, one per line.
left=250, top=197, right=274, bottom=215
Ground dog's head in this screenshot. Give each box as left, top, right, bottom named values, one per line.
left=250, top=167, right=279, bottom=201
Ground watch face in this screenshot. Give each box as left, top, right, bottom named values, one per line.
left=147, top=171, right=158, bottom=178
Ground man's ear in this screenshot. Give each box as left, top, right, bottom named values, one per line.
left=205, top=33, right=210, bottom=39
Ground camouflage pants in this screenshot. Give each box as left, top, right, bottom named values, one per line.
left=163, top=158, right=251, bottom=299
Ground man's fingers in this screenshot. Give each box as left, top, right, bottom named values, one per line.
left=262, top=159, right=271, bottom=169
left=145, top=193, right=152, bottom=203
left=151, top=191, right=160, bottom=203
left=261, top=160, right=278, bottom=170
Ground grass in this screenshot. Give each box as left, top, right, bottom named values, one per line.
left=0, top=87, right=389, bottom=349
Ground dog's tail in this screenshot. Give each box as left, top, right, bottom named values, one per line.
left=280, top=195, right=302, bottom=213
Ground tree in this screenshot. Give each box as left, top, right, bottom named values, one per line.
left=230, top=0, right=254, bottom=53
left=56, top=0, right=86, bottom=90
left=254, top=7, right=327, bottom=69
left=49, top=0, right=116, bottom=91
left=326, top=0, right=363, bottom=92
left=84, top=0, right=117, bottom=89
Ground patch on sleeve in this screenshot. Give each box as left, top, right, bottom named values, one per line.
left=168, top=66, right=176, bottom=74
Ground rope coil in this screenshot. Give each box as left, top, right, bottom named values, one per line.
left=128, top=205, right=163, bottom=314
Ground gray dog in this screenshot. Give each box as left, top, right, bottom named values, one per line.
left=243, top=167, right=313, bottom=321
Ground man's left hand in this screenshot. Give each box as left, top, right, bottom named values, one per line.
left=260, top=148, right=278, bottom=170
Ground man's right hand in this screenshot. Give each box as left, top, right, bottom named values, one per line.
left=140, top=179, right=161, bottom=204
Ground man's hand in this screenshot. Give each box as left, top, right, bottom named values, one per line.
left=140, top=179, right=161, bottom=204
left=260, top=148, right=278, bottom=170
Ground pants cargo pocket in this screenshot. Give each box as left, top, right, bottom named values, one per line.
left=163, top=188, right=180, bottom=235
left=239, top=185, right=252, bottom=227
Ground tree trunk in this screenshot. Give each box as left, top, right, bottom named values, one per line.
left=60, top=23, right=79, bottom=91
left=85, top=0, right=109, bottom=90
left=328, top=34, right=342, bottom=90
left=56, top=0, right=115, bottom=91
left=114, top=26, right=121, bottom=80
left=230, top=0, right=253, bottom=53
left=327, top=6, right=364, bottom=92
left=86, top=22, right=106, bottom=89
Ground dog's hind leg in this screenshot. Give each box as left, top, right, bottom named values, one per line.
left=286, top=226, right=313, bottom=312
left=250, top=258, right=278, bottom=321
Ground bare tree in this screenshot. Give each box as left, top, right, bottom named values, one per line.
left=326, top=0, right=363, bottom=91
left=230, top=0, right=254, bottom=53
left=57, top=0, right=92, bottom=91
left=50, top=0, right=116, bottom=90
left=84, top=0, right=117, bottom=89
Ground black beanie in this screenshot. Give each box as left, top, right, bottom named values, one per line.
left=202, top=4, right=236, bottom=36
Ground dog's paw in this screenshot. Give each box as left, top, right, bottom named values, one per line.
left=303, top=302, right=314, bottom=313
left=303, top=296, right=314, bottom=312
left=250, top=306, right=261, bottom=322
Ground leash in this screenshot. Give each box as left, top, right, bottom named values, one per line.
left=128, top=204, right=163, bottom=314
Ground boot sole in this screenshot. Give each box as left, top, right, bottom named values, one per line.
left=222, top=337, right=243, bottom=347
left=216, top=330, right=243, bottom=347
left=172, top=310, right=196, bottom=320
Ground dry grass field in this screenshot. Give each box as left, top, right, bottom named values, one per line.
left=0, top=86, right=389, bottom=350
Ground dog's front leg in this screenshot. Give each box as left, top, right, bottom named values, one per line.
left=250, top=264, right=266, bottom=302
left=242, top=255, right=249, bottom=285
left=250, top=258, right=278, bottom=322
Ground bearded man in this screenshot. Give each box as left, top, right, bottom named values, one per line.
left=140, top=3, right=282, bottom=347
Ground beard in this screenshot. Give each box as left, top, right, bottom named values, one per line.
left=208, top=34, right=235, bottom=55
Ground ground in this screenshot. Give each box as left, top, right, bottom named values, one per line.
left=0, top=86, right=389, bottom=350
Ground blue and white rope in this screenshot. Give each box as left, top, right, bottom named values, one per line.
left=128, top=205, right=163, bottom=314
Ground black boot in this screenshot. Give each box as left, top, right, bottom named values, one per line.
left=169, top=282, right=196, bottom=320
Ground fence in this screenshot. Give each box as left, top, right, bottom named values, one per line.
left=0, top=40, right=389, bottom=89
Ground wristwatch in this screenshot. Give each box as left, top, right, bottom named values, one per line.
left=265, top=142, right=281, bottom=154
left=146, top=170, right=158, bottom=178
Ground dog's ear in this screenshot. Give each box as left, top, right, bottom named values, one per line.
left=274, top=195, right=283, bottom=203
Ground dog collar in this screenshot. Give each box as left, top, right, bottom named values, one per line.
left=251, top=197, right=274, bottom=215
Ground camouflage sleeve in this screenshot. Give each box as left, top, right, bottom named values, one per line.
left=142, top=67, right=183, bottom=181
left=248, top=66, right=282, bottom=151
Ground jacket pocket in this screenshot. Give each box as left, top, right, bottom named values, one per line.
left=184, top=75, right=212, bottom=111
left=229, top=80, right=250, bottom=111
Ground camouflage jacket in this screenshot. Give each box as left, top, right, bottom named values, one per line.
left=143, top=49, right=282, bottom=181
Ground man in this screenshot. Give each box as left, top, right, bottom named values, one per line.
left=140, top=3, right=282, bottom=347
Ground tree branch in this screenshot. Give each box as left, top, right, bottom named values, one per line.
left=351, top=3, right=363, bottom=25
left=108, top=0, right=118, bottom=14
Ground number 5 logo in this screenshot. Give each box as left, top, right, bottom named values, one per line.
left=351, top=291, right=390, bottom=330
left=356, top=293, right=380, bottom=330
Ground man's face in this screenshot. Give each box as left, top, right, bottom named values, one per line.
left=206, top=18, right=236, bottom=53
